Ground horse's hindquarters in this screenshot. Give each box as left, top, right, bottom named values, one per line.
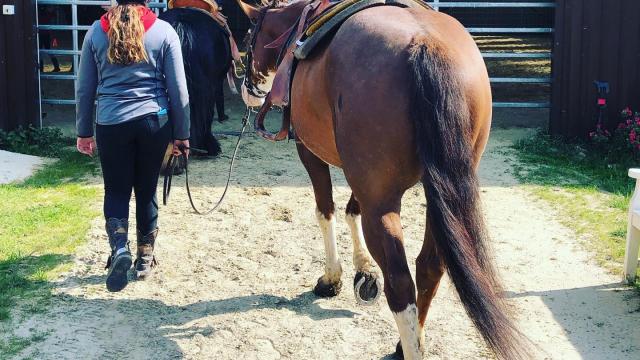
left=294, top=7, right=491, bottom=176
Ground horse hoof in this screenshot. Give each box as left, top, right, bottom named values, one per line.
left=313, top=276, right=342, bottom=298
left=354, top=271, right=382, bottom=306
left=395, top=340, right=404, bottom=359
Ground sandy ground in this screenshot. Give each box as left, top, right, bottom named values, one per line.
left=0, top=150, right=50, bottom=184
left=4, top=127, right=640, bottom=360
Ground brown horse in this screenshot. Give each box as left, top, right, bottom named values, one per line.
left=238, top=1, right=524, bottom=358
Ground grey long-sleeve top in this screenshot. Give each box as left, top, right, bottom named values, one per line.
left=76, top=19, right=190, bottom=139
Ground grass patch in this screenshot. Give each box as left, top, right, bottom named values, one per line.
left=512, top=132, right=638, bottom=284
left=0, top=149, right=99, bottom=322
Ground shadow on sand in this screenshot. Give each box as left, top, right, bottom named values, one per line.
left=505, top=283, right=640, bottom=359
left=33, top=272, right=358, bottom=358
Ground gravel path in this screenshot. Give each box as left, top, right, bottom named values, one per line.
left=5, top=128, right=640, bottom=360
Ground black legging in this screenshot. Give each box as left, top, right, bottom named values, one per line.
left=96, top=114, right=172, bottom=235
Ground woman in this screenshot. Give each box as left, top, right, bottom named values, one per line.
left=76, top=0, right=190, bottom=292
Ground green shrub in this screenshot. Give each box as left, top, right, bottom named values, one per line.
left=587, top=107, right=640, bottom=164
left=0, top=126, right=72, bottom=157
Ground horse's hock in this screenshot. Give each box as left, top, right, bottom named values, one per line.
left=624, top=168, right=640, bottom=283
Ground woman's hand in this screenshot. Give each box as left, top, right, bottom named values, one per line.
left=173, top=139, right=189, bottom=158
left=77, top=137, right=96, bottom=157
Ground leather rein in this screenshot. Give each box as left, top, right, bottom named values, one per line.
left=162, top=108, right=252, bottom=215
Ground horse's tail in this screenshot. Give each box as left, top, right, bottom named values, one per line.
left=408, top=36, right=525, bottom=359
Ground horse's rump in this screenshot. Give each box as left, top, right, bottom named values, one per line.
left=292, top=6, right=480, bottom=172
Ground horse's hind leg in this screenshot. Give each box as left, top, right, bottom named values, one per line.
left=345, top=194, right=382, bottom=305
left=359, top=197, right=423, bottom=359
left=415, top=215, right=444, bottom=350
left=296, top=142, right=342, bottom=297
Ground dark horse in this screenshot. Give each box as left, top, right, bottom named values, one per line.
left=160, top=7, right=232, bottom=156
left=239, top=1, right=526, bottom=359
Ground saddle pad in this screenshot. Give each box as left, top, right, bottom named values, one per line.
left=294, top=0, right=432, bottom=60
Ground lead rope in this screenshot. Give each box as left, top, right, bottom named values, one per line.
left=164, top=107, right=252, bottom=215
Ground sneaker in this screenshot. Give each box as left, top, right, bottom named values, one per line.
left=105, top=218, right=132, bottom=292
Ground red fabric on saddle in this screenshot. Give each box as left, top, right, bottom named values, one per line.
left=100, top=6, right=157, bottom=33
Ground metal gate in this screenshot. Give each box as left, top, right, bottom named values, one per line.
left=36, top=0, right=554, bottom=127
left=431, top=0, right=555, bottom=108
left=36, top=0, right=166, bottom=127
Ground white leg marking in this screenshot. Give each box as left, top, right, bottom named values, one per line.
left=316, top=209, right=342, bottom=284
left=345, top=213, right=373, bottom=273
left=393, top=303, right=424, bottom=360
left=417, top=321, right=425, bottom=356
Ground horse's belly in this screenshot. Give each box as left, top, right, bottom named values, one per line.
left=291, top=63, right=342, bottom=168
left=292, top=108, right=342, bottom=168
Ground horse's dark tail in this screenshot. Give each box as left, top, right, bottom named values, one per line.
left=409, top=36, right=525, bottom=360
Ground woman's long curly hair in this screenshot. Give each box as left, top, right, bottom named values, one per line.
left=106, top=4, right=148, bottom=65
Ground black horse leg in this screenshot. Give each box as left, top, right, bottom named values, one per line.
left=206, top=110, right=221, bottom=157
left=215, top=79, right=227, bottom=123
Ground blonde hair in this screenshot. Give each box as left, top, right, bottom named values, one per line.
left=106, top=5, right=148, bottom=65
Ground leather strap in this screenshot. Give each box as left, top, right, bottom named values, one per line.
left=270, top=2, right=320, bottom=107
